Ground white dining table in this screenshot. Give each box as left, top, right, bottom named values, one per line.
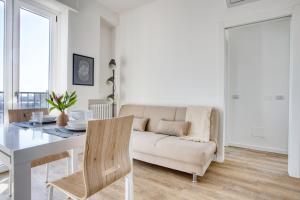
left=0, top=124, right=134, bottom=200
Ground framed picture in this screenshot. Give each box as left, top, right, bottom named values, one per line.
left=73, top=54, right=94, bottom=86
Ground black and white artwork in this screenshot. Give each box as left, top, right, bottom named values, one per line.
left=73, top=54, right=94, bottom=86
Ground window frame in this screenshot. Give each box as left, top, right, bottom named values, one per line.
left=0, top=0, right=4, bottom=94
left=12, top=0, right=57, bottom=108
left=0, top=0, right=10, bottom=173
left=0, top=0, right=13, bottom=125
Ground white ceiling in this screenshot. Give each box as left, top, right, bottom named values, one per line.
left=97, top=0, right=155, bottom=13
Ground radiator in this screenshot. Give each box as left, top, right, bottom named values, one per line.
left=89, top=102, right=113, bottom=119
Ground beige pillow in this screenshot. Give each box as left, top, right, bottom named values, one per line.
left=156, top=119, right=190, bottom=137
left=181, top=106, right=212, bottom=142
left=133, top=117, right=149, bottom=131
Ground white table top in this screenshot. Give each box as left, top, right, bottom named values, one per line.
left=0, top=124, right=67, bottom=155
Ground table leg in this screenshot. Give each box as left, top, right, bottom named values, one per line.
left=70, top=148, right=81, bottom=173
left=125, top=134, right=134, bottom=200
left=13, top=162, right=31, bottom=200
left=67, top=151, right=72, bottom=175
left=125, top=172, right=134, bottom=200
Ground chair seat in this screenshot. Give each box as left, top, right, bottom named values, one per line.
left=31, top=151, right=70, bottom=168
left=49, top=171, right=86, bottom=199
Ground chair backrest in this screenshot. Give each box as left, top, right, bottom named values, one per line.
left=83, top=115, right=134, bottom=198
left=8, top=108, right=49, bottom=123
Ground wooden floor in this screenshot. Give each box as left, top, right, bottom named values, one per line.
left=0, top=147, right=299, bottom=200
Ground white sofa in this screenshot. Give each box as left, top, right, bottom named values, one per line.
left=119, top=104, right=219, bottom=181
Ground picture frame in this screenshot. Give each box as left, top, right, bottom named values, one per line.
left=73, top=54, right=94, bottom=86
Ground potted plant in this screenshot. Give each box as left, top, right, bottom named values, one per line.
left=46, top=91, right=77, bottom=126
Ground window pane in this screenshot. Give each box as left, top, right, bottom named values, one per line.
left=0, top=1, right=4, bottom=123
left=19, top=8, right=50, bottom=92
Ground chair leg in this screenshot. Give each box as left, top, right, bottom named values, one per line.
left=67, top=157, right=70, bottom=176
left=45, top=164, right=49, bottom=183
left=125, top=173, right=134, bottom=200
left=192, top=173, right=198, bottom=183
left=48, top=186, right=53, bottom=200
left=8, top=171, right=12, bottom=197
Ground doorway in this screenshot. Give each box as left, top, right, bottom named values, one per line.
left=225, top=17, right=291, bottom=154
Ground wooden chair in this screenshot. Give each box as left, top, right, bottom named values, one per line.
left=8, top=108, right=70, bottom=196
left=47, top=115, right=134, bottom=200
left=8, top=108, right=49, bottom=123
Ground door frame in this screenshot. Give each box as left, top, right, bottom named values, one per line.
left=218, top=6, right=300, bottom=178
left=217, top=10, right=294, bottom=162
left=224, top=16, right=291, bottom=154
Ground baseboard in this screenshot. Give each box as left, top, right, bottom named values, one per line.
left=226, top=142, right=288, bottom=154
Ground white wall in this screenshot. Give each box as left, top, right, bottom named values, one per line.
left=67, top=0, right=118, bottom=110
left=118, top=0, right=300, bottom=105
left=118, top=0, right=221, bottom=106
left=117, top=0, right=300, bottom=173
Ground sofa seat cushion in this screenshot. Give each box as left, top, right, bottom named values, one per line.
left=155, top=137, right=216, bottom=166
left=132, top=131, right=217, bottom=166
left=132, top=131, right=169, bottom=154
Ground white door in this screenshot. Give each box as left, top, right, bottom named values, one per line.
left=226, top=17, right=290, bottom=154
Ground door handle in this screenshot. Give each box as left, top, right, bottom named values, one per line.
left=14, top=91, right=19, bottom=98
left=232, top=95, right=239, bottom=100
left=275, top=95, right=285, bottom=101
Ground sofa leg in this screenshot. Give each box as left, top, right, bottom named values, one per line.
left=192, top=173, right=198, bottom=183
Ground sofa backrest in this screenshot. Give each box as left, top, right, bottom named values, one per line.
left=119, top=104, right=219, bottom=144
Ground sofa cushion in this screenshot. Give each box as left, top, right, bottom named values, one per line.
left=133, top=132, right=216, bottom=166
left=143, top=106, right=177, bottom=132
left=156, top=120, right=190, bottom=136
left=183, top=106, right=212, bottom=142
left=133, top=118, right=149, bottom=131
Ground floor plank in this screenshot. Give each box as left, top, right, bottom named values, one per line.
left=0, top=147, right=299, bottom=200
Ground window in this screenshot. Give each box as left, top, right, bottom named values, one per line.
left=0, top=0, right=57, bottom=122
left=19, top=8, right=50, bottom=93
left=13, top=1, right=56, bottom=109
